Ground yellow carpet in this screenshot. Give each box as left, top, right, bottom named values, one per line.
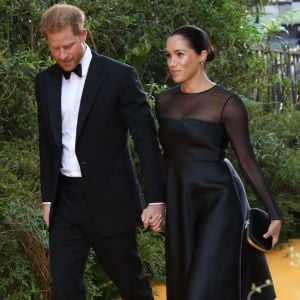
left=267, top=239, right=300, bottom=300
left=151, top=239, right=300, bottom=300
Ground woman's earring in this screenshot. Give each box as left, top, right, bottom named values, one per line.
left=200, top=61, right=204, bottom=65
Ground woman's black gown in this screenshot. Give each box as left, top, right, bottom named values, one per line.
left=156, top=85, right=282, bottom=300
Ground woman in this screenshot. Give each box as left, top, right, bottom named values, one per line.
left=155, top=25, right=282, bottom=300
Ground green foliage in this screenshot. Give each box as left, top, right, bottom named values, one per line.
left=249, top=110, right=300, bottom=240
left=85, top=252, right=119, bottom=299
left=246, top=279, right=273, bottom=300
left=0, top=0, right=52, bottom=140
left=0, top=50, right=46, bottom=140
left=0, top=202, right=46, bottom=300
left=0, top=139, right=49, bottom=299
left=188, top=1, right=264, bottom=96
left=137, top=229, right=165, bottom=283
left=79, top=0, right=268, bottom=97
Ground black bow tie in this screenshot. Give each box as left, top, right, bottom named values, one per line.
left=62, top=64, right=82, bottom=79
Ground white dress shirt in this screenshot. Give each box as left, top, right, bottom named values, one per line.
left=60, top=45, right=92, bottom=177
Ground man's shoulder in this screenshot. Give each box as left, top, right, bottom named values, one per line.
left=36, top=63, right=60, bottom=80
left=92, top=52, right=135, bottom=73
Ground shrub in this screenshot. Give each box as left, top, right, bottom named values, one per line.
left=249, top=109, right=300, bottom=240
left=0, top=139, right=49, bottom=299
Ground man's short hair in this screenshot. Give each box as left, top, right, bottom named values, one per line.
left=40, top=4, right=85, bottom=36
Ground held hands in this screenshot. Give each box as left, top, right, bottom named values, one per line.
left=263, top=220, right=282, bottom=247
left=141, top=204, right=165, bottom=232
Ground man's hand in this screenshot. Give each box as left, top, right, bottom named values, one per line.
left=141, top=204, right=165, bottom=232
left=43, top=203, right=51, bottom=229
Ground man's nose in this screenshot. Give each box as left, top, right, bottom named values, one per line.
left=58, top=48, right=68, bottom=60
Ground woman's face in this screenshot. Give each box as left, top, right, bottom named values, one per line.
left=166, top=35, right=203, bottom=84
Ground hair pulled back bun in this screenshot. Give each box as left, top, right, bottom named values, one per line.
left=169, top=25, right=215, bottom=63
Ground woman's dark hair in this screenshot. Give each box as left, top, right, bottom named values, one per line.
left=169, top=25, right=215, bottom=62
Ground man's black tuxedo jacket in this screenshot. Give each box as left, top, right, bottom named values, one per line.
left=35, top=52, right=165, bottom=236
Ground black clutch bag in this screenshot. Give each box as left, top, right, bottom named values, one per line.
left=245, top=208, right=272, bottom=252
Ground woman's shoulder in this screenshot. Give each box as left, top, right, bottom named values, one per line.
left=212, top=85, right=243, bottom=107
left=213, top=85, right=239, bottom=98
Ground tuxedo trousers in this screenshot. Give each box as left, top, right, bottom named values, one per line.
left=49, top=174, right=153, bottom=300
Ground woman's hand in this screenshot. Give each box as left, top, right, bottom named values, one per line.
left=263, top=220, right=282, bottom=247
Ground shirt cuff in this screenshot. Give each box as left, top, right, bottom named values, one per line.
left=43, top=202, right=51, bottom=205
left=148, top=202, right=165, bottom=205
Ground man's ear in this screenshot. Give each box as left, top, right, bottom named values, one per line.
left=80, top=28, right=88, bottom=42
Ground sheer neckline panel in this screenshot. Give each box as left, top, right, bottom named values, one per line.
left=179, top=84, right=218, bottom=95
left=156, top=85, right=235, bottom=125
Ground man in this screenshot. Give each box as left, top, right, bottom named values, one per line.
left=35, top=4, right=165, bottom=299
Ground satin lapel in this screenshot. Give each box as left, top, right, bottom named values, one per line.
left=76, top=54, right=107, bottom=142
left=47, top=66, right=62, bottom=153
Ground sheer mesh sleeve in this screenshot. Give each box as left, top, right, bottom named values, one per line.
left=222, top=95, right=282, bottom=220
